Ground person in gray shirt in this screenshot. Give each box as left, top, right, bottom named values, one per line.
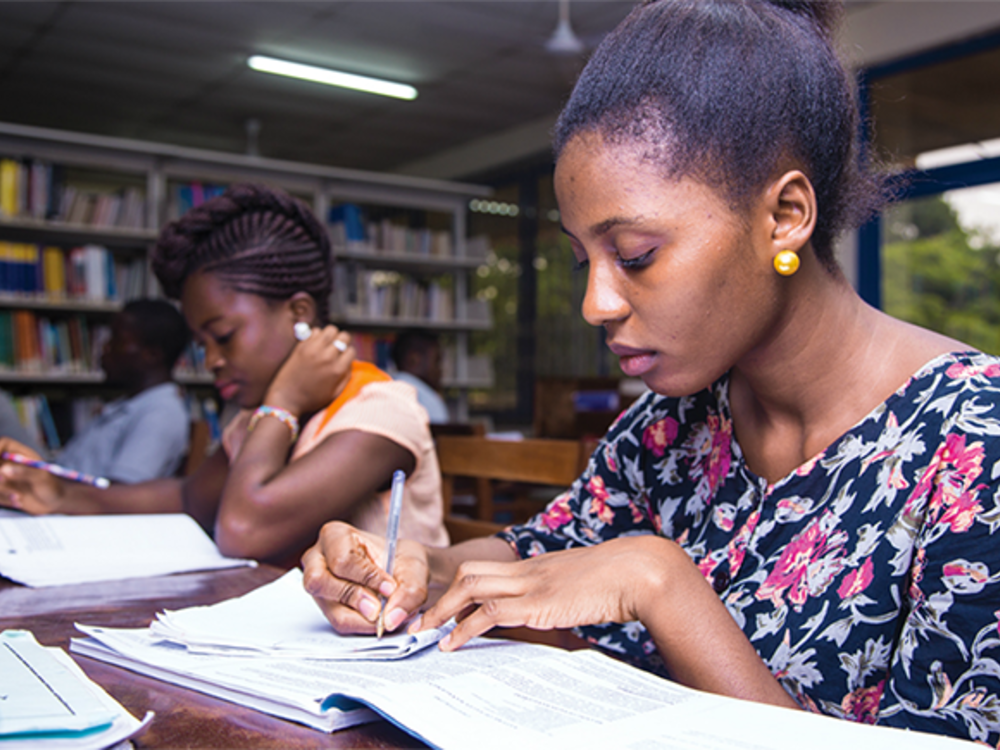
left=390, top=330, right=449, bottom=424
left=55, top=299, right=191, bottom=483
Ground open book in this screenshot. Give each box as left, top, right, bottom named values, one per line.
left=0, top=511, right=254, bottom=587
left=69, top=569, right=970, bottom=749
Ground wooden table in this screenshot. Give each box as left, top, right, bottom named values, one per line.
left=0, top=565, right=429, bottom=749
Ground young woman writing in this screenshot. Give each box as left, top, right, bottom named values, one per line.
left=0, top=184, right=448, bottom=565
left=301, top=0, right=1000, bottom=742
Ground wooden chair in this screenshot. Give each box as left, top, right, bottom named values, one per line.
left=435, top=435, right=593, bottom=650
left=436, top=436, right=587, bottom=533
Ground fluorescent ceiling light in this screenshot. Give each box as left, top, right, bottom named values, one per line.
left=248, top=55, right=417, bottom=101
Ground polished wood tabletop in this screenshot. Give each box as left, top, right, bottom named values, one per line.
left=0, top=564, right=429, bottom=749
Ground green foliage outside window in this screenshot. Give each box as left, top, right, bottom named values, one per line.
left=883, top=195, right=1000, bottom=355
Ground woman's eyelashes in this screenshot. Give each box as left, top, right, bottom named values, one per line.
left=618, top=247, right=656, bottom=270
left=572, top=257, right=590, bottom=272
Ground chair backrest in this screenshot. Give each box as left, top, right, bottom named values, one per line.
left=430, top=421, right=486, bottom=439
left=436, top=436, right=584, bottom=486
left=435, top=436, right=587, bottom=529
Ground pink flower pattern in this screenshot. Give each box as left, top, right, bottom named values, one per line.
left=840, top=682, right=885, bottom=724
left=642, top=417, right=678, bottom=457
left=756, top=511, right=847, bottom=608
left=539, top=492, right=573, bottom=532
left=586, top=475, right=615, bottom=525
left=838, top=557, right=874, bottom=600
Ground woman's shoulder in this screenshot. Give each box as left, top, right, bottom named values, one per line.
left=902, top=349, right=1000, bottom=395
left=313, top=379, right=431, bottom=439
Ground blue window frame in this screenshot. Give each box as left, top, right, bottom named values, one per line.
left=856, top=30, right=1000, bottom=309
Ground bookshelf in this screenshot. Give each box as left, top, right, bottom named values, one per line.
left=0, top=120, right=493, bottom=431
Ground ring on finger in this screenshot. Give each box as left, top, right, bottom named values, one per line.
left=334, top=339, right=348, bottom=352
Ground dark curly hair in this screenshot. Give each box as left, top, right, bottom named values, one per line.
left=152, top=183, right=332, bottom=321
left=553, top=0, right=886, bottom=270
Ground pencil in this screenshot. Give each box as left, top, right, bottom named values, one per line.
left=1, top=452, right=111, bottom=489
left=376, top=469, right=406, bottom=639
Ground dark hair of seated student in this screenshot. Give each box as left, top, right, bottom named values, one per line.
left=102, top=298, right=190, bottom=395
left=0, top=183, right=448, bottom=566
left=391, top=330, right=443, bottom=392
left=300, top=1, right=1000, bottom=745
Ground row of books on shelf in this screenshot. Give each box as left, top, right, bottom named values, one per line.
left=166, top=181, right=228, bottom=222
left=0, top=242, right=146, bottom=302
left=11, top=392, right=62, bottom=450
left=332, top=266, right=491, bottom=324
left=328, top=203, right=491, bottom=260
left=0, top=311, right=108, bottom=374
left=332, top=267, right=453, bottom=321
left=0, top=157, right=146, bottom=229
left=0, top=310, right=210, bottom=379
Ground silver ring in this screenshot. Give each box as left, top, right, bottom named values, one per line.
left=334, top=339, right=348, bottom=352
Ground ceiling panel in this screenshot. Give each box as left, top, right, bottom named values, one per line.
left=0, top=1, right=639, bottom=174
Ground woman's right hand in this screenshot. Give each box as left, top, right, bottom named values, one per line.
left=301, top=521, right=431, bottom=635
left=0, top=438, right=64, bottom=514
left=265, top=325, right=354, bottom=417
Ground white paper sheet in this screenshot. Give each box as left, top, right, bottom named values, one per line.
left=0, top=513, right=254, bottom=587
left=0, top=629, right=153, bottom=750
left=149, top=569, right=453, bottom=659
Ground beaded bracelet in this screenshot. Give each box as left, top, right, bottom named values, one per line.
left=247, top=405, right=300, bottom=443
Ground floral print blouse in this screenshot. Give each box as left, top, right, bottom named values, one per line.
left=500, top=351, right=1000, bottom=743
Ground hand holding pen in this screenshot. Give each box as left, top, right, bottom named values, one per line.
left=376, top=469, right=406, bottom=639
left=0, top=439, right=90, bottom=515
left=1, top=452, right=111, bottom=489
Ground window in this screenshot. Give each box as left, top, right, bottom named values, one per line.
left=860, top=30, right=1000, bottom=340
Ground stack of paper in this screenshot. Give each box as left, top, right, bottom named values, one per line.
left=67, top=571, right=972, bottom=749
left=0, top=629, right=152, bottom=750
left=0, top=512, right=255, bottom=587
left=148, top=569, right=453, bottom=659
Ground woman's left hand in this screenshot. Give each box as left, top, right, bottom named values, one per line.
left=414, top=535, right=679, bottom=651
left=265, top=325, right=354, bottom=416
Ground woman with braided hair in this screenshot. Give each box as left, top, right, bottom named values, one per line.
left=303, top=0, right=1000, bottom=742
left=0, top=183, right=448, bottom=566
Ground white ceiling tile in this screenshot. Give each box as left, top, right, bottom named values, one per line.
left=0, top=1, right=635, bottom=172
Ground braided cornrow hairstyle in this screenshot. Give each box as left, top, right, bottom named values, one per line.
left=553, top=0, right=887, bottom=271
left=152, top=183, right=332, bottom=322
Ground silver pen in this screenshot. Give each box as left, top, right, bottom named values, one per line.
left=376, top=469, right=405, bottom=639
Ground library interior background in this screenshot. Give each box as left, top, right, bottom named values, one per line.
left=0, top=0, right=999, bottom=444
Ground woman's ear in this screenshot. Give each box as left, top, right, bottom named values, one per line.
left=765, top=170, right=817, bottom=254
left=288, top=292, right=318, bottom=326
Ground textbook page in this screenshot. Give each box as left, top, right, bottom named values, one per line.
left=70, top=627, right=968, bottom=749
left=0, top=513, right=254, bottom=587
left=149, top=568, right=453, bottom=659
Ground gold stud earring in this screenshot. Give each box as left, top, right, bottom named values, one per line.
left=773, top=250, right=800, bottom=276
